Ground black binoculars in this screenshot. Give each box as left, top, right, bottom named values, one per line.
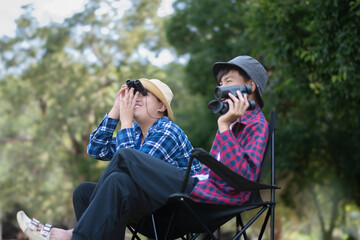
left=126, top=79, right=148, bottom=96
left=208, top=85, right=256, bottom=115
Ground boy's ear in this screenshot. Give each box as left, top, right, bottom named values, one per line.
left=250, top=80, right=257, bottom=93
left=158, top=103, right=167, bottom=114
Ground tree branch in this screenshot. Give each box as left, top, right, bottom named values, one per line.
left=0, top=137, right=33, bottom=145
left=310, top=188, right=326, bottom=236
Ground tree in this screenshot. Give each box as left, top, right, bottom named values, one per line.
left=166, top=0, right=360, bottom=238
left=165, top=0, right=258, bottom=149
left=248, top=0, right=360, bottom=239
left=0, top=0, right=176, bottom=237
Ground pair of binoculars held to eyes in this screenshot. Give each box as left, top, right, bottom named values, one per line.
left=126, top=79, right=148, bottom=96
left=208, top=85, right=256, bottom=115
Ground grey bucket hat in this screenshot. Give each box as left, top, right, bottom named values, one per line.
left=212, top=56, right=268, bottom=108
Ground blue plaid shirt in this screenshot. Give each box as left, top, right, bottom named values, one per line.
left=87, top=114, right=201, bottom=175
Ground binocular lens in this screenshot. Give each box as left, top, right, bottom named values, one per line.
left=208, top=100, right=229, bottom=115
left=214, top=88, right=222, bottom=99
left=126, top=79, right=148, bottom=96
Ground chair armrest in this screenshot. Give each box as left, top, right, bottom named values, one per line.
left=190, top=148, right=279, bottom=191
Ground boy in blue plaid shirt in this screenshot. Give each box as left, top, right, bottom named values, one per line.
left=17, top=78, right=201, bottom=240
left=87, top=78, right=200, bottom=174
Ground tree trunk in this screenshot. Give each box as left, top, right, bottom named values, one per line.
left=0, top=219, right=2, bottom=240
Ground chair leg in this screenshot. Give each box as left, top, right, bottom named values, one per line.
left=270, top=205, right=275, bottom=240
left=182, top=200, right=219, bottom=240
left=127, top=220, right=142, bottom=240
left=151, top=214, right=159, bottom=240
left=163, top=202, right=182, bottom=239
left=233, top=206, right=267, bottom=240
left=216, top=227, right=221, bottom=239
left=189, top=233, right=200, bottom=240
left=237, top=215, right=249, bottom=240
left=258, top=207, right=272, bottom=240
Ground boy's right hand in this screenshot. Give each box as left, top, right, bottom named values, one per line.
left=119, top=87, right=139, bottom=129
left=108, top=84, right=128, bottom=119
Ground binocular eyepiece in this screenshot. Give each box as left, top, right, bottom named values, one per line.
left=208, top=85, right=256, bottom=115
left=126, top=79, right=148, bottom=96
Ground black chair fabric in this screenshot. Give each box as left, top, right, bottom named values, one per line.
left=128, top=110, right=279, bottom=240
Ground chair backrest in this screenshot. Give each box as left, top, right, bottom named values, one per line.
left=247, top=109, right=276, bottom=203
left=258, top=109, right=277, bottom=183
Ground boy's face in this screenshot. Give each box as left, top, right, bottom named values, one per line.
left=218, top=70, right=247, bottom=86
left=133, top=91, right=165, bottom=123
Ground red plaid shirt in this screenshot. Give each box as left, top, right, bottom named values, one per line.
left=189, top=107, right=269, bottom=205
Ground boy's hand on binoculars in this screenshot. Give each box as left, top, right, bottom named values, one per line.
left=108, top=84, right=128, bottom=119
left=120, top=88, right=139, bottom=129
left=120, top=84, right=129, bottom=93
left=218, top=91, right=249, bottom=133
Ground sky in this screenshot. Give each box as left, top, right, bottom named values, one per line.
left=0, top=0, right=87, bottom=38
left=0, top=0, right=176, bottom=66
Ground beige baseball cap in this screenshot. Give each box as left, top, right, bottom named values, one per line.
left=138, top=78, right=174, bottom=121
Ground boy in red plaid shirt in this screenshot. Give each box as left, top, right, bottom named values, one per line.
left=190, top=55, right=269, bottom=205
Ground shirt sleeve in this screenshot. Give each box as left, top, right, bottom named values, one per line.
left=115, top=127, right=138, bottom=150
left=87, top=114, right=119, bottom=161
left=213, top=120, right=269, bottom=181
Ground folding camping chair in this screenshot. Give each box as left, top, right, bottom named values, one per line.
left=128, top=110, right=280, bottom=240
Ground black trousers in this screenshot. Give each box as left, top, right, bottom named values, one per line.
left=72, top=148, right=197, bottom=240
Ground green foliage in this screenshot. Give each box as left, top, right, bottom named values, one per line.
left=0, top=0, right=172, bottom=231
left=249, top=0, right=360, bottom=199
left=162, top=62, right=217, bottom=148
left=167, top=0, right=360, bottom=238
left=246, top=0, right=360, bottom=238
left=164, top=0, right=259, bottom=148
left=166, top=0, right=255, bottom=96
left=1, top=0, right=360, bottom=238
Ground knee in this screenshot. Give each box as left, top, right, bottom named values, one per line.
left=103, top=172, right=124, bottom=185
left=114, top=148, right=128, bottom=157
left=73, top=182, right=96, bottom=202
left=112, top=148, right=135, bottom=169
left=113, top=148, right=139, bottom=161
left=103, top=172, right=132, bottom=192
